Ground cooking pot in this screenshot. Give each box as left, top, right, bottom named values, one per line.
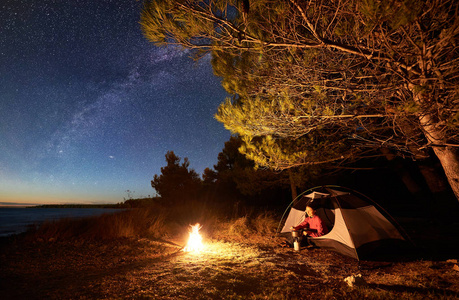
left=291, top=230, right=301, bottom=237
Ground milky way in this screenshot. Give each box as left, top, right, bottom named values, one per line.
left=0, top=0, right=230, bottom=204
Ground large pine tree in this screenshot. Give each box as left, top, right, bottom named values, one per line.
left=141, top=0, right=459, bottom=201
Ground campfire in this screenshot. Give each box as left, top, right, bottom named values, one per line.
left=183, top=223, right=204, bottom=253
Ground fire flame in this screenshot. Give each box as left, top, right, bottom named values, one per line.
left=183, top=223, right=204, bottom=253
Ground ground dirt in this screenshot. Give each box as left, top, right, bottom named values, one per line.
left=1, top=221, right=459, bottom=300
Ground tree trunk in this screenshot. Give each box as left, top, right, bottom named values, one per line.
left=430, top=147, right=459, bottom=200
left=288, top=169, right=298, bottom=201
left=412, top=85, right=459, bottom=202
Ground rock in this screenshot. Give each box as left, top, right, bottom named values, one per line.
left=453, top=264, right=459, bottom=272
left=344, top=274, right=366, bottom=288
left=446, top=259, right=458, bottom=264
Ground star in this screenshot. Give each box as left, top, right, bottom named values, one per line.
left=0, top=0, right=230, bottom=204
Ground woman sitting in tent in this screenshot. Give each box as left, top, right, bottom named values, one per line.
left=291, top=205, right=329, bottom=237
left=279, top=204, right=328, bottom=248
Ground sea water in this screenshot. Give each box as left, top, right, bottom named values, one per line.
left=0, top=207, right=123, bottom=237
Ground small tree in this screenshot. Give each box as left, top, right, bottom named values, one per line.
left=151, top=151, right=202, bottom=203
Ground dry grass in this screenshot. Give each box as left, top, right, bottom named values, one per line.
left=25, top=200, right=278, bottom=246
left=25, top=200, right=224, bottom=242
left=26, top=206, right=169, bottom=241
left=1, top=201, right=458, bottom=299
left=210, top=211, right=281, bottom=246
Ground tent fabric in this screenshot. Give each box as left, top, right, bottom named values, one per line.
left=279, top=186, right=409, bottom=260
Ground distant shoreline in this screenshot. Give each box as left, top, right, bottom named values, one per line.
left=32, top=204, right=125, bottom=209
left=0, top=204, right=124, bottom=209
left=0, top=204, right=38, bottom=208
left=1, top=197, right=159, bottom=209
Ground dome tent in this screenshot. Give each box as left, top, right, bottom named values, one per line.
left=278, top=186, right=412, bottom=260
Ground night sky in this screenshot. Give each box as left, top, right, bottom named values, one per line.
left=0, top=0, right=230, bottom=205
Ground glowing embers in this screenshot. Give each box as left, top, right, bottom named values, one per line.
left=183, top=223, right=204, bottom=253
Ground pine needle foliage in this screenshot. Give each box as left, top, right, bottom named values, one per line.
left=141, top=0, right=459, bottom=198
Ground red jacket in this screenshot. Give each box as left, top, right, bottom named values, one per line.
left=293, top=215, right=329, bottom=237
